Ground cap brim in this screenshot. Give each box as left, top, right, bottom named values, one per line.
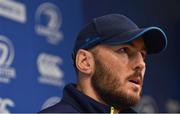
left=104, top=27, right=167, bottom=54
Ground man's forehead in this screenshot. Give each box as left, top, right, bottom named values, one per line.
left=95, top=37, right=146, bottom=51
left=88, top=37, right=147, bottom=53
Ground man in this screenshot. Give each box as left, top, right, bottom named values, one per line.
left=40, top=14, right=167, bottom=113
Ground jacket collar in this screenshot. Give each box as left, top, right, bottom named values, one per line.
left=62, top=83, right=136, bottom=113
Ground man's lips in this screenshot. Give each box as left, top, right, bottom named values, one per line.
left=128, top=73, right=143, bottom=86
left=129, top=76, right=142, bottom=86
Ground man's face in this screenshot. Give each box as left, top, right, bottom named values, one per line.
left=91, top=38, right=146, bottom=110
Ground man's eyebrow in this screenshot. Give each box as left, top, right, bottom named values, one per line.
left=125, top=42, right=147, bottom=52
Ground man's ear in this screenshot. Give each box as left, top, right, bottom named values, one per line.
left=75, top=49, right=94, bottom=75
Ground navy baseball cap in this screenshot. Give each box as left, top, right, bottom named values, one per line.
left=73, top=14, right=167, bottom=58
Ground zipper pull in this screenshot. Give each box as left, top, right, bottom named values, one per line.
left=110, top=106, right=114, bottom=114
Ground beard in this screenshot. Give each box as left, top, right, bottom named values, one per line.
left=91, top=55, right=141, bottom=110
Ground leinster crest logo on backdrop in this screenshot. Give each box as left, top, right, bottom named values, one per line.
left=0, top=35, right=16, bottom=84
left=35, top=2, right=63, bottom=45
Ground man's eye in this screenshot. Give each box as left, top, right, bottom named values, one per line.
left=117, top=48, right=128, bottom=53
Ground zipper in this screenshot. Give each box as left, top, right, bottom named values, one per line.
left=110, top=106, right=114, bottom=114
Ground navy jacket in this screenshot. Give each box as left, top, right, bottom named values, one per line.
left=39, top=84, right=136, bottom=113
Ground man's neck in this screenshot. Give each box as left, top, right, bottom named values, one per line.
left=76, top=79, right=107, bottom=105
left=76, top=80, right=121, bottom=113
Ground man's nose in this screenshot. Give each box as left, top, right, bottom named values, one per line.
left=132, top=52, right=146, bottom=71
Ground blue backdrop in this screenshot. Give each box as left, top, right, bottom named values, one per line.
left=0, top=0, right=179, bottom=113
